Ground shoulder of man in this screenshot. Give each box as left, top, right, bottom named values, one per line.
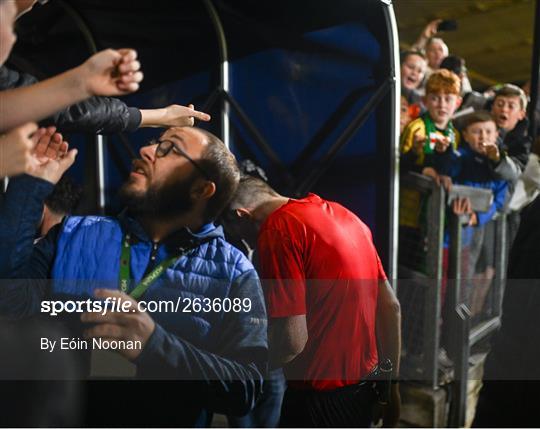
left=0, top=65, right=38, bottom=90
left=207, top=234, right=258, bottom=280
left=54, top=216, right=123, bottom=251
left=262, top=200, right=311, bottom=233
left=505, top=118, right=531, bottom=144
left=61, top=215, right=118, bottom=233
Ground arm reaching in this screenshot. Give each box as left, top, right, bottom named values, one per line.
left=0, top=130, right=75, bottom=282
left=0, top=49, right=143, bottom=132
left=1, top=124, right=76, bottom=179
left=0, top=66, right=212, bottom=134
left=140, top=104, right=211, bottom=128
left=0, top=122, right=38, bottom=177
left=412, top=19, right=442, bottom=51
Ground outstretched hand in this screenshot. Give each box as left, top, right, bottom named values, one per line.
left=483, top=143, right=500, bottom=163
left=29, top=126, right=77, bottom=184
left=79, top=48, right=143, bottom=97
left=0, top=122, right=38, bottom=177
left=140, top=104, right=212, bottom=128
left=163, top=104, right=211, bottom=127
left=434, top=135, right=451, bottom=153
left=422, top=19, right=442, bottom=40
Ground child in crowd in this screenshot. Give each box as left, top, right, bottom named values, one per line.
left=400, top=96, right=412, bottom=134
left=489, top=84, right=532, bottom=247
left=425, top=37, right=449, bottom=74
left=440, top=55, right=472, bottom=95
left=401, top=50, right=427, bottom=105
left=429, top=111, right=508, bottom=316
left=400, top=69, right=461, bottom=179
left=398, top=70, right=461, bottom=277
left=489, top=84, right=530, bottom=182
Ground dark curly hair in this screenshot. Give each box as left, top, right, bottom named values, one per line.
left=196, top=129, right=241, bottom=222
left=44, top=176, right=82, bottom=215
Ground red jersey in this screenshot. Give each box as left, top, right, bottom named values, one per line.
left=258, top=194, right=386, bottom=391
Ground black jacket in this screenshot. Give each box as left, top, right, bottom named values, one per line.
left=489, top=118, right=532, bottom=183
left=0, top=65, right=141, bottom=134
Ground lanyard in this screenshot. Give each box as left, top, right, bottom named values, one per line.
left=119, top=233, right=190, bottom=300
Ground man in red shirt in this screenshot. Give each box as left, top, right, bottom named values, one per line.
left=229, top=175, right=402, bottom=427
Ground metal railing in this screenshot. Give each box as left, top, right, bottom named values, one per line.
left=398, top=173, right=444, bottom=388
left=398, top=172, right=507, bottom=426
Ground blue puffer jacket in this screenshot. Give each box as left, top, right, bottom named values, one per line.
left=429, top=144, right=508, bottom=248
left=0, top=175, right=268, bottom=426
left=51, top=214, right=259, bottom=349
left=431, top=143, right=508, bottom=227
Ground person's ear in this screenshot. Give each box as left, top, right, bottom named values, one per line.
left=455, top=96, right=463, bottom=109
left=202, top=181, right=216, bottom=199
left=235, top=208, right=252, bottom=219
left=192, top=180, right=216, bottom=200
left=518, top=109, right=526, bottom=121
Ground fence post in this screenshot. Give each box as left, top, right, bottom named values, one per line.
left=448, top=303, right=471, bottom=428
left=423, top=182, right=445, bottom=388
left=493, top=214, right=507, bottom=318
left=447, top=213, right=471, bottom=427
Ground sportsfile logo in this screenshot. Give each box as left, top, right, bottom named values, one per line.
left=41, top=297, right=253, bottom=316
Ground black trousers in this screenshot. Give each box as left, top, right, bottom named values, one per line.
left=279, top=383, right=376, bottom=428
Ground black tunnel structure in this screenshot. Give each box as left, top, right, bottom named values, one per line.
left=11, top=0, right=401, bottom=277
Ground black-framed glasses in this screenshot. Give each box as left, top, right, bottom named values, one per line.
left=153, top=139, right=211, bottom=180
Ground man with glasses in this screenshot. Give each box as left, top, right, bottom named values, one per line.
left=0, top=127, right=267, bottom=427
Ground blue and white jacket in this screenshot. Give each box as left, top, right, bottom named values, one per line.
left=429, top=143, right=508, bottom=226
left=0, top=175, right=267, bottom=426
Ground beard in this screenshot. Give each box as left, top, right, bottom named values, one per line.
left=118, top=172, right=198, bottom=218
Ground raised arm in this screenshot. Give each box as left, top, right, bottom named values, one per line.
left=411, top=19, right=442, bottom=52
left=0, top=48, right=142, bottom=132
left=0, top=131, right=76, bottom=317
left=0, top=66, right=209, bottom=134
left=139, top=104, right=211, bottom=128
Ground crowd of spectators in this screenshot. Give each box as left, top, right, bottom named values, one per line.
left=399, top=18, right=538, bottom=306
left=398, top=17, right=540, bottom=427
